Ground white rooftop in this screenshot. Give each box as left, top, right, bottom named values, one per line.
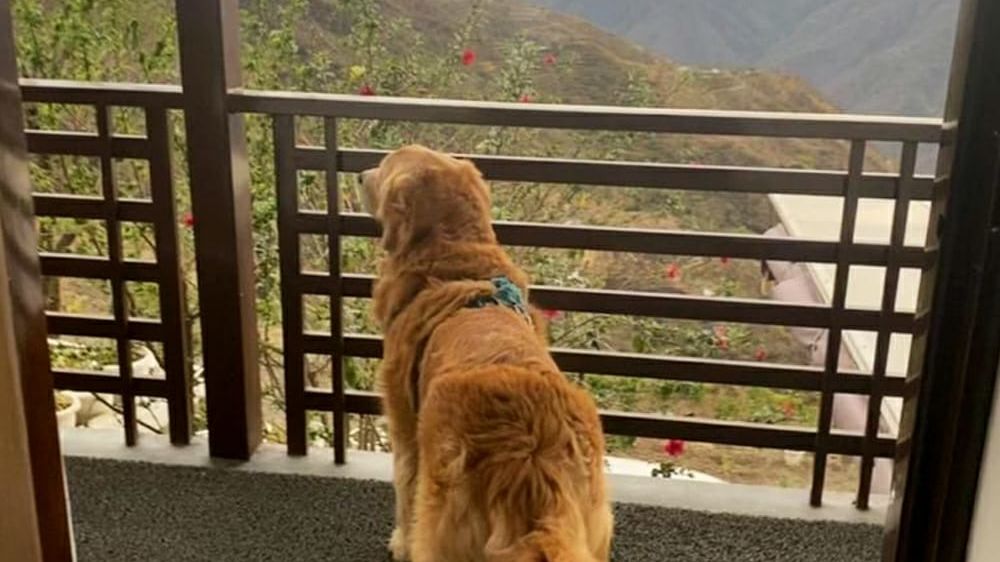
left=769, top=194, right=931, bottom=432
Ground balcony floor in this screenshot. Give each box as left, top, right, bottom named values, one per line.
left=62, top=431, right=884, bottom=562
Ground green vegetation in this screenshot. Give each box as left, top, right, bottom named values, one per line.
left=15, top=0, right=865, bottom=489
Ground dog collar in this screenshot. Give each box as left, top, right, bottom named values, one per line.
left=467, top=276, right=532, bottom=323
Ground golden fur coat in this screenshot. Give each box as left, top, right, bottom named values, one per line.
left=363, top=145, right=612, bottom=562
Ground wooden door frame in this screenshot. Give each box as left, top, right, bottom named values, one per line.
left=0, top=0, right=74, bottom=559
left=883, top=0, right=1000, bottom=559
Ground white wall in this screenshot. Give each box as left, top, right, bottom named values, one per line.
left=967, top=364, right=1000, bottom=561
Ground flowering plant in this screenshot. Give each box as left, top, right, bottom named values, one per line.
left=651, top=439, right=694, bottom=479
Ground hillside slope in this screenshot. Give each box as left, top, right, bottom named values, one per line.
left=299, top=0, right=843, bottom=114
left=532, top=0, right=960, bottom=117
left=534, top=0, right=821, bottom=67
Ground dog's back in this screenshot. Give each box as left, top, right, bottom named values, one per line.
left=361, top=145, right=611, bottom=560
left=411, top=360, right=611, bottom=562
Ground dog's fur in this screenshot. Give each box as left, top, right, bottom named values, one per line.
left=362, top=145, right=612, bottom=562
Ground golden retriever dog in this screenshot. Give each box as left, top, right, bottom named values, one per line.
left=361, top=145, right=612, bottom=562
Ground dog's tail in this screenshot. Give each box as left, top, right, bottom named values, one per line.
left=434, top=368, right=606, bottom=562
left=486, top=520, right=600, bottom=562
left=481, top=445, right=603, bottom=562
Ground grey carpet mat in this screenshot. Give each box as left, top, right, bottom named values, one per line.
left=65, top=457, right=881, bottom=561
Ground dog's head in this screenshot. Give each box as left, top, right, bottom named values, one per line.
left=361, top=145, right=493, bottom=255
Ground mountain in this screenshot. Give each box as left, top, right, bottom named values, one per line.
left=306, top=0, right=846, bottom=114
left=531, top=0, right=962, bottom=118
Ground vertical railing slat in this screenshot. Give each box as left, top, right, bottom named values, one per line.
left=275, top=114, right=307, bottom=455
left=147, top=104, right=193, bottom=445
left=325, top=117, right=346, bottom=464
left=856, top=141, right=917, bottom=508
left=96, top=103, right=138, bottom=445
left=811, top=139, right=866, bottom=506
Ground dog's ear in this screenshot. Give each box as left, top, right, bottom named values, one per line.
left=457, top=158, right=491, bottom=202
left=378, top=170, right=433, bottom=254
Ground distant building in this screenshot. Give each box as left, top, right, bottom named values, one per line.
left=761, top=194, right=930, bottom=495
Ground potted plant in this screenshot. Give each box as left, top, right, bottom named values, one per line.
left=55, top=391, right=81, bottom=429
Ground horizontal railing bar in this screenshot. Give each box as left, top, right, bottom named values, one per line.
left=19, top=78, right=184, bottom=107
left=322, top=273, right=914, bottom=332
left=599, top=410, right=895, bottom=457
left=296, top=273, right=337, bottom=295
left=532, top=285, right=913, bottom=332
left=40, top=253, right=159, bottom=282
left=553, top=348, right=905, bottom=396
left=19, top=79, right=943, bottom=143
left=52, top=369, right=169, bottom=397
left=302, top=389, right=893, bottom=457
left=302, top=332, right=349, bottom=355
left=231, top=89, right=943, bottom=142
left=296, top=147, right=935, bottom=200
left=300, top=212, right=928, bottom=268
left=299, top=332, right=903, bottom=396
left=342, top=333, right=382, bottom=358
left=304, top=389, right=381, bottom=415
left=26, top=130, right=149, bottom=159
left=45, top=312, right=163, bottom=341
left=32, top=194, right=155, bottom=222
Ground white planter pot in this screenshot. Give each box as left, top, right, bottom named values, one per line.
left=86, top=413, right=121, bottom=429
left=74, top=392, right=115, bottom=425
left=55, top=393, right=81, bottom=429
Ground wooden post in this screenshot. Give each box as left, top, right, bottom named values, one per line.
left=0, top=0, right=75, bottom=559
left=884, top=0, right=1000, bottom=559
left=0, top=255, right=45, bottom=562
left=175, top=0, right=261, bottom=459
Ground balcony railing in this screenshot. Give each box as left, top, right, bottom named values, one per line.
left=21, top=74, right=947, bottom=511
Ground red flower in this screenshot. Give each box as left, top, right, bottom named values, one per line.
left=181, top=212, right=195, bottom=228
left=358, top=84, right=376, bottom=96
left=713, top=325, right=729, bottom=350
left=782, top=401, right=798, bottom=418
left=518, top=93, right=533, bottom=103
left=543, top=53, right=557, bottom=66
left=540, top=308, right=562, bottom=321
left=720, top=256, right=731, bottom=266
left=666, top=262, right=682, bottom=281
left=664, top=439, right=686, bottom=457
left=754, top=347, right=768, bottom=361
left=461, top=48, right=477, bottom=66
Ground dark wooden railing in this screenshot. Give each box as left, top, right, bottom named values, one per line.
left=15, top=0, right=951, bottom=510
left=259, top=87, right=943, bottom=510
left=24, top=90, right=191, bottom=447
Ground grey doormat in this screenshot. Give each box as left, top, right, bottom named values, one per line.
left=65, top=457, right=881, bottom=561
